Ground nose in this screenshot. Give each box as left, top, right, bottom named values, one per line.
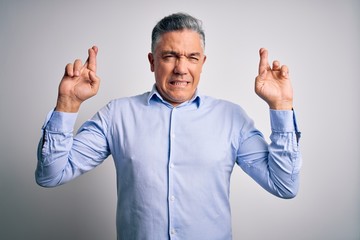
left=174, top=57, right=188, bottom=75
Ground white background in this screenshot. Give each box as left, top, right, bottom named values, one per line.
left=0, top=0, right=359, bottom=239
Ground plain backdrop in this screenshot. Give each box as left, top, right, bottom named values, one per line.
left=1, top=0, right=359, bottom=239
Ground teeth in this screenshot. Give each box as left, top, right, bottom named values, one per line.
left=172, top=81, right=187, bottom=86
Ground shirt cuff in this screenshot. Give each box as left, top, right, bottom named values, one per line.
left=42, top=109, right=78, bottom=132
left=270, top=109, right=298, bottom=132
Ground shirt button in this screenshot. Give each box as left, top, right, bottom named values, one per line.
left=170, top=163, right=175, bottom=168
left=170, top=195, right=175, bottom=201
left=171, top=229, right=176, bottom=235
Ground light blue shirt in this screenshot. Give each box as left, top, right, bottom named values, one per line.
left=36, top=86, right=301, bottom=240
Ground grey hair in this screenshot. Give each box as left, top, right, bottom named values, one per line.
left=151, top=13, right=205, bottom=53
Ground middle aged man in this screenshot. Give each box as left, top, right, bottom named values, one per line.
left=36, top=12, right=302, bottom=239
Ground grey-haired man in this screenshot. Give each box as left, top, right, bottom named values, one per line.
left=36, top=13, right=301, bottom=239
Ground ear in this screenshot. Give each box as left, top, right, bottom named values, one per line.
left=200, top=55, right=207, bottom=73
left=203, top=55, right=207, bottom=64
left=148, top=53, right=155, bottom=72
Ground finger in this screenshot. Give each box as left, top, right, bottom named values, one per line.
left=280, top=65, right=289, bottom=78
left=92, top=45, right=98, bottom=54
left=65, top=63, right=74, bottom=77
left=272, top=60, right=281, bottom=71
left=258, top=48, right=269, bottom=77
left=84, top=46, right=98, bottom=72
left=74, top=59, right=82, bottom=77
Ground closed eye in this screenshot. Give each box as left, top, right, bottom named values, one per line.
left=162, top=52, right=177, bottom=62
left=187, top=53, right=201, bottom=63
left=160, top=51, right=202, bottom=63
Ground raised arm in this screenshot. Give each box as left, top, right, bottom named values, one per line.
left=236, top=48, right=301, bottom=199
left=36, top=46, right=108, bottom=187
left=56, top=46, right=100, bottom=112
left=255, top=48, right=293, bottom=110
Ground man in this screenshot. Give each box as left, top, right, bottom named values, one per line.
left=36, top=13, right=301, bottom=239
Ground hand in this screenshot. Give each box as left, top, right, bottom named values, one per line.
left=56, top=46, right=100, bottom=112
left=255, top=48, right=293, bottom=110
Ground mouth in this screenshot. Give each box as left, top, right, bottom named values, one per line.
left=169, top=80, right=190, bottom=87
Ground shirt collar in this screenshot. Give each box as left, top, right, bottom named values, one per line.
left=147, top=84, right=202, bottom=108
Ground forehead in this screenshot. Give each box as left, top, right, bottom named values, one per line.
left=155, top=30, right=203, bottom=53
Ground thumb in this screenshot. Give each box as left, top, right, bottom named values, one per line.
left=89, top=71, right=100, bottom=89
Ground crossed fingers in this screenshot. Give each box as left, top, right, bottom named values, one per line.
left=258, top=48, right=289, bottom=79
left=65, top=46, right=98, bottom=78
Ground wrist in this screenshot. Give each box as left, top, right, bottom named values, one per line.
left=56, top=96, right=81, bottom=113
left=268, top=101, right=293, bottom=110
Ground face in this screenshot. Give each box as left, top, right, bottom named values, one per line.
left=148, top=30, right=206, bottom=106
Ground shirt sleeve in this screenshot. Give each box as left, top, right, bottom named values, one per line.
left=35, top=108, right=111, bottom=187
left=236, top=109, right=302, bottom=198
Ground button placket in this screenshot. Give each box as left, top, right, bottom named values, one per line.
left=168, top=107, right=177, bottom=238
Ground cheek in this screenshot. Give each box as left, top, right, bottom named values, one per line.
left=154, top=71, right=168, bottom=86
left=190, top=67, right=203, bottom=80
left=156, top=65, right=173, bottom=79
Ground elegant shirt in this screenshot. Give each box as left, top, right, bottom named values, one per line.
left=36, top=86, right=301, bottom=240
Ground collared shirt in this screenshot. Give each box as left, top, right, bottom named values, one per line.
left=36, top=85, right=301, bottom=240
